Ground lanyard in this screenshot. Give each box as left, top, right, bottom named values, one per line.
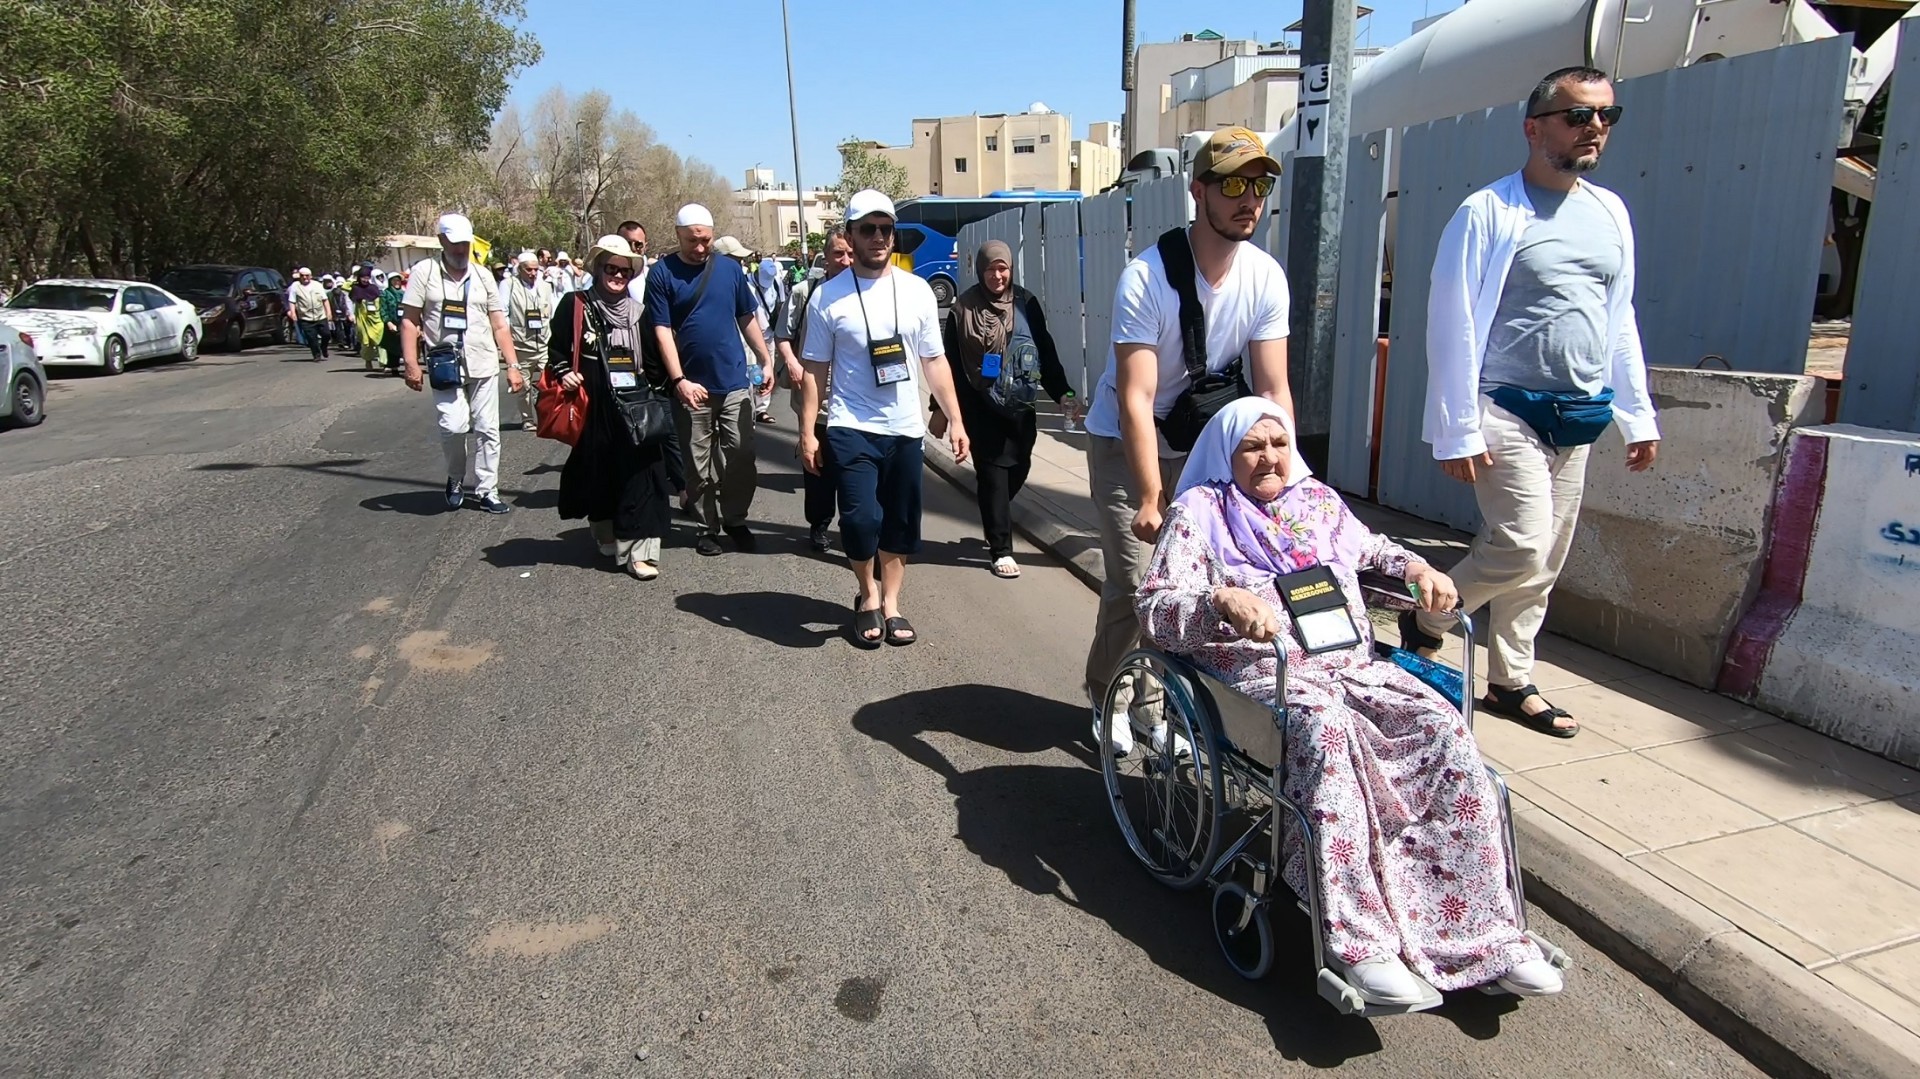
left=850, top=270, right=898, bottom=346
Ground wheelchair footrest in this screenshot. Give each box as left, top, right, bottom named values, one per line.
left=1317, top=961, right=1444, bottom=1016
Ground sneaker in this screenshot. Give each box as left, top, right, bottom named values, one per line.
left=628, top=559, right=659, bottom=581
left=808, top=525, right=831, bottom=553
left=444, top=478, right=464, bottom=510
left=1100, top=708, right=1135, bottom=757
left=1147, top=722, right=1191, bottom=759
left=695, top=535, right=723, bottom=557
left=1349, top=956, right=1426, bottom=1006
left=724, top=525, right=757, bottom=552
left=1496, top=959, right=1564, bottom=997
left=472, top=495, right=512, bottom=515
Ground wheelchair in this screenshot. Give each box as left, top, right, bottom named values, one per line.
left=1098, top=576, right=1571, bottom=1016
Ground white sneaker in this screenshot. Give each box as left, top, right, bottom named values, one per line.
left=1147, top=722, right=1191, bottom=759
left=1348, top=956, right=1426, bottom=1006
left=1497, top=958, right=1564, bottom=997
left=1100, top=708, right=1135, bottom=757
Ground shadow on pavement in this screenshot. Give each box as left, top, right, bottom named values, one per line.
left=852, top=683, right=1520, bottom=1064
left=675, top=590, right=845, bottom=649
left=482, top=528, right=603, bottom=571
left=360, top=489, right=454, bottom=516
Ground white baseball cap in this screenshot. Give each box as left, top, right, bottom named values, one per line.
left=436, top=212, right=474, bottom=244
left=674, top=203, right=715, bottom=228
left=845, top=189, right=897, bottom=222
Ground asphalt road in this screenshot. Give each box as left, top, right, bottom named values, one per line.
left=1, top=346, right=1768, bottom=1078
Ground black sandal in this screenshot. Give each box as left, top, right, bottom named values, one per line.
left=884, top=616, right=916, bottom=647
left=1481, top=683, right=1580, bottom=738
left=851, top=605, right=885, bottom=649
left=1398, top=610, right=1447, bottom=656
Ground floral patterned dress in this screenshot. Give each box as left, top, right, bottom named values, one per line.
left=1135, top=481, right=1542, bottom=989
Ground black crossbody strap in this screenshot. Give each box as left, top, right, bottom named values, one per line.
left=1154, top=227, right=1208, bottom=384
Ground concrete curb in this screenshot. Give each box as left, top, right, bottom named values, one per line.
left=922, top=443, right=1920, bottom=1079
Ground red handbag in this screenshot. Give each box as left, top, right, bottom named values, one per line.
left=535, top=296, right=590, bottom=445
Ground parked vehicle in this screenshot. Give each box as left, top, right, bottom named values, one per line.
left=154, top=264, right=288, bottom=351
left=1, top=324, right=45, bottom=428
left=0, top=280, right=203, bottom=375
left=893, top=192, right=1082, bottom=305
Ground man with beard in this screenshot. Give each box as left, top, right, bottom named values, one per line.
left=1409, top=67, right=1659, bottom=740
left=799, top=191, right=969, bottom=647
left=399, top=212, right=526, bottom=514
left=1078, top=127, right=1294, bottom=754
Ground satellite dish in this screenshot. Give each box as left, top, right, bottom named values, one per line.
left=1028, top=101, right=1053, bottom=114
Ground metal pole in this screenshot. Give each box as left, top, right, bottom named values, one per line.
left=574, top=119, right=587, bottom=256
left=1283, top=0, right=1355, bottom=466
left=1121, top=0, right=1137, bottom=163
left=781, top=0, right=809, bottom=263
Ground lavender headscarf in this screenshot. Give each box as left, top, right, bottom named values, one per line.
left=1170, top=397, right=1359, bottom=580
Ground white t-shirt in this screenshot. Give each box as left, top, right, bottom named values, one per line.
left=1082, top=239, right=1290, bottom=455
left=799, top=268, right=943, bottom=438
left=401, top=258, right=506, bottom=376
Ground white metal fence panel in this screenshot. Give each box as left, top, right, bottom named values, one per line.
left=1129, top=172, right=1190, bottom=256
left=955, top=216, right=991, bottom=292
left=1040, top=199, right=1088, bottom=395
left=986, top=206, right=1030, bottom=284
left=1377, top=38, right=1854, bottom=530
left=1328, top=128, right=1394, bottom=496
left=1080, top=187, right=1131, bottom=393
left=1842, top=19, right=1920, bottom=431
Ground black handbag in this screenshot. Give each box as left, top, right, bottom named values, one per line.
left=1154, top=227, right=1249, bottom=452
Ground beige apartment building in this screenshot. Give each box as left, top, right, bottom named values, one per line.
left=1132, top=27, right=1384, bottom=157
left=729, top=167, right=839, bottom=252
left=873, top=108, right=1124, bottom=198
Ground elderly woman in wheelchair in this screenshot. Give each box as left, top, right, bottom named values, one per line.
left=1123, top=397, right=1564, bottom=1009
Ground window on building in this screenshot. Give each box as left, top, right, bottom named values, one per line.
left=985, top=136, right=998, bottom=151
left=954, top=157, right=968, bottom=173
left=1040, top=133, right=1052, bottom=144
left=1013, top=138, right=1036, bottom=155
left=788, top=220, right=800, bottom=235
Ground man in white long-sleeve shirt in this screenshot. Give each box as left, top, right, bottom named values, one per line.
left=1414, top=66, right=1660, bottom=739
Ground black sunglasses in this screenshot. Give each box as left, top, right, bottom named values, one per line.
left=602, top=263, right=636, bottom=278
left=854, top=222, right=894, bottom=239
left=1530, top=105, right=1623, bottom=128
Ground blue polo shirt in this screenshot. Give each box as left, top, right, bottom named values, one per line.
left=643, top=253, right=755, bottom=394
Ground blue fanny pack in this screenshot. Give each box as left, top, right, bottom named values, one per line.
left=1487, top=386, right=1615, bottom=450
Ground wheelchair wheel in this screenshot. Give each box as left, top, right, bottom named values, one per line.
left=1212, top=882, right=1273, bottom=980
left=1099, top=649, right=1226, bottom=891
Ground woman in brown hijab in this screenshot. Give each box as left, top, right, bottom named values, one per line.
left=934, top=240, right=1076, bottom=578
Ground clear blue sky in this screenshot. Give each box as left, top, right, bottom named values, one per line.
left=510, top=0, right=1446, bottom=190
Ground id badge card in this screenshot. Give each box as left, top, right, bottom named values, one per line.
left=606, top=346, right=638, bottom=389
left=1274, top=565, right=1363, bottom=654
left=526, top=314, right=544, bottom=333
left=440, top=297, right=469, bottom=334
left=980, top=352, right=1003, bottom=379
left=869, top=334, right=910, bottom=386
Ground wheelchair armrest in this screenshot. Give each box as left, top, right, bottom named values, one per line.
left=1359, top=569, right=1420, bottom=612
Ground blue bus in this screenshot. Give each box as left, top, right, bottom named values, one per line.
left=891, top=192, right=1082, bottom=305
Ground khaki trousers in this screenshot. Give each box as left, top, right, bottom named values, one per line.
left=1416, top=399, right=1590, bottom=687
left=675, top=388, right=757, bottom=535
left=590, top=520, right=661, bottom=565
left=1084, top=433, right=1185, bottom=709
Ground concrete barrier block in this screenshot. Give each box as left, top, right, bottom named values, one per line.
left=1549, top=369, right=1822, bottom=688
left=1721, top=425, right=1920, bottom=768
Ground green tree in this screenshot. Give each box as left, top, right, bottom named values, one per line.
left=0, top=0, right=539, bottom=282
left=835, top=139, right=913, bottom=208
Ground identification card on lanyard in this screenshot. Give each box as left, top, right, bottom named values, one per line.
left=1274, top=565, right=1363, bottom=654
left=606, top=345, right=638, bottom=389
left=440, top=275, right=471, bottom=336
left=519, top=282, right=544, bottom=333
left=854, top=273, right=912, bottom=386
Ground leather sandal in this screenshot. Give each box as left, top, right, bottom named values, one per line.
left=1482, top=683, right=1579, bottom=738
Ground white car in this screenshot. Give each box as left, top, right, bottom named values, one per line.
left=0, top=279, right=203, bottom=375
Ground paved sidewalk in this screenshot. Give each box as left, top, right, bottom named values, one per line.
left=926, top=409, right=1920, bottom=1079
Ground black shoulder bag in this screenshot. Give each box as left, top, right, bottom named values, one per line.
left=1154, top=227, right=1249, bottom=452
left=585, top=299, right=674, bottom=448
